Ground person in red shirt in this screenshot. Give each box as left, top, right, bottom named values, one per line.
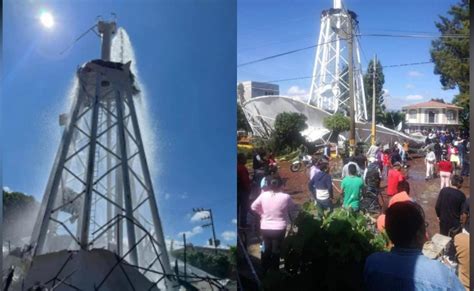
left=382, top=149, right=391, bottom=178
left=438, top=155, right=453, bottom=189
left=386, top=162, right=405, bottom=197
left=237, top=153, right=252, bottom=227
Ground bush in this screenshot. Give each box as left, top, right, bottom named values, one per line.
left=262, top=207, right=388, bottom=290
left=272, top=112, right=308, bottom=153
left=173, top=250, right=234, bottom=278
left=323, top=113, right=350, bottom=142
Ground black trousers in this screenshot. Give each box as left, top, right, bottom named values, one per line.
left=261, top=229, right=286, bottom=273
left=237, top=191, right=250, bottom=227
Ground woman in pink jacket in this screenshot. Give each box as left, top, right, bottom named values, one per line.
left=251, top=177, right=299, bottom=272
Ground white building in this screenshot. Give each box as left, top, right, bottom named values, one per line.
left=402, top=100, right=462, bottom=133
left=237, top=81, right=279, bottom=103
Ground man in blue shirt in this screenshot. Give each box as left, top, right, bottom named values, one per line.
left=309, top=162, right=333, bottom=211
left=364, top=201, right=464, bottom=290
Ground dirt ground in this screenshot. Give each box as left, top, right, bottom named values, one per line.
left=239, top=156, right=470, bottom=287
left=255, top=156, right=470, bottom=237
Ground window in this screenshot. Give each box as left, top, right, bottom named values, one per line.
left=427, top=111, right=437, bottom=123
left=409, top=110, right=417, bottom=119
left=446, top=110, right=456, bottom=121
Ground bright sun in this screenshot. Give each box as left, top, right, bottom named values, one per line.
left=40, top=11, right=55, bottom=29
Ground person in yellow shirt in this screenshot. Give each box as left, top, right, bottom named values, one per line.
left=454, top=199, right=470, bottom=291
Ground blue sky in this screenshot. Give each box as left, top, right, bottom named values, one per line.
left=3, top=0, right=236, bottom=247
left=238, top=0, right=460, bottom=110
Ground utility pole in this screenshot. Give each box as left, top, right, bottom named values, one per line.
left=193, top=208, right=219, bottom=254
left=371, top=54, right=377, bottom=145
left=183, top=233, right=187, bottom=280
left=347, top=13, right=356, bottom=156
left=208, top=209, right=218, bottom=254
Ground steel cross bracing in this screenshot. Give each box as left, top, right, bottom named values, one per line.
left=30, top=59, right=174, bottom=288
left=308, top=7, right=367, bottom=122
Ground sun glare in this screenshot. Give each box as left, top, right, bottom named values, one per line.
left=40, top=11, right=55, bottom=29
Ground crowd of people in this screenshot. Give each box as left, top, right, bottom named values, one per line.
left=237, top=131, right=470, bottom=289
left=424, top=133, right=470, bottom=181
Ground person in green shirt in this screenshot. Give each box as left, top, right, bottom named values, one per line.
left=341, top=164, right=364, bottom=211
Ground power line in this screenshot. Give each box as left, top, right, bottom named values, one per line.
left=358, top=33, right=469, bottom=39
left=237, top=38, right=344, bottom=68
left=237, top=33, right=467, bottom=68
left=263, top=61, right=435, bottom=83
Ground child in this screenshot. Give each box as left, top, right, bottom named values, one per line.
left=382, top=149, right=391, bottom=178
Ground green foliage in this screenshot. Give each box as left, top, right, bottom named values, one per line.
left=430, top=0, right=469, bottom=127
left=3, top=191, right=39, bottom=241
left=237, top=83, right=245, bottom=104
left=237, top=103, right=251, bottom=132
left=323, top=113, right=350, bottom=141
left=364, top=58, right=386, bottom=122
left=174, top=249, right=233, bottom=278
left=380, top=110, right=405, bottom=129
left=272, top=112, right=308, bottom=153
left=263, top=208, right=388, bottom=290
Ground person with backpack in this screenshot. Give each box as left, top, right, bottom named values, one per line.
left=364, top=157, right=381, bottom=194
left=309, top=162, right=334, bottom=211
left=365, top=157, right=382, bottom=208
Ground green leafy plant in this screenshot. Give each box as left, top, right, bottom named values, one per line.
left=263, top=208, right=388, bottom=290
left=272, top=112, right=308, bottom=154
left=430, top=0, right=469, bottom=128
left=173, top=249, right=234, bottom=279
left=323, top=113, right=350, bottom=142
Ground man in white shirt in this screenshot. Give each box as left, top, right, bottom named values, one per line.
left=425, top=149, right=436, bottom=180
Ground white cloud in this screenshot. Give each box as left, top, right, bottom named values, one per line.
left=287, top=85, right=306, bottom=96
left=231, top=218, right=237, bottom=224
left=164, top=193, right=171, bottom=200
left=3, top=186, right=11, bottom=193
left=405, top=84, right=415, bottom=89
left=190, top=211, right=210, bottom=222
left=178, top=226, right=203, bottom=239
left=287, top=86, right=309, bottom=102
left=221, top=231, right=237, bottom=241
left=407, top=70, right=423, bottom=77
left=180, top=192, right=188, bottom=199
left=405, top=94, right=424, bottom=101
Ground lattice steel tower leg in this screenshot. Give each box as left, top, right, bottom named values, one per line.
left=30, top=20, right=175, bottom=289
left=308, top=0, right=367, bottom=122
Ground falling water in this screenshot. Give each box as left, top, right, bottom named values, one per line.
left=111, top=28, right=172, bottom=262
left=111, top=28, right=160, bottom=180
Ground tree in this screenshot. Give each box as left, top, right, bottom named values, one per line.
left=380, top=110, right=405, bottom=129
left=3, top=191, right=39, bottom=243
left=363, top=58, right=386, bottom=122
left=272, top=112, right=308, bottom=153
left=430, top=0, right=469, bottom=127
left=237, top=103, right=251, bottom=132
left=431, top=98, right=445, bottom=103
left=172, top=249, right=233, bottom=278
left=237, top=83, right=245, bottom=104
left=323, top=113, right=350, bottom=142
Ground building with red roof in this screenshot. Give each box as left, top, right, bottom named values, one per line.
left=401, top=100, right=462, bottom=133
